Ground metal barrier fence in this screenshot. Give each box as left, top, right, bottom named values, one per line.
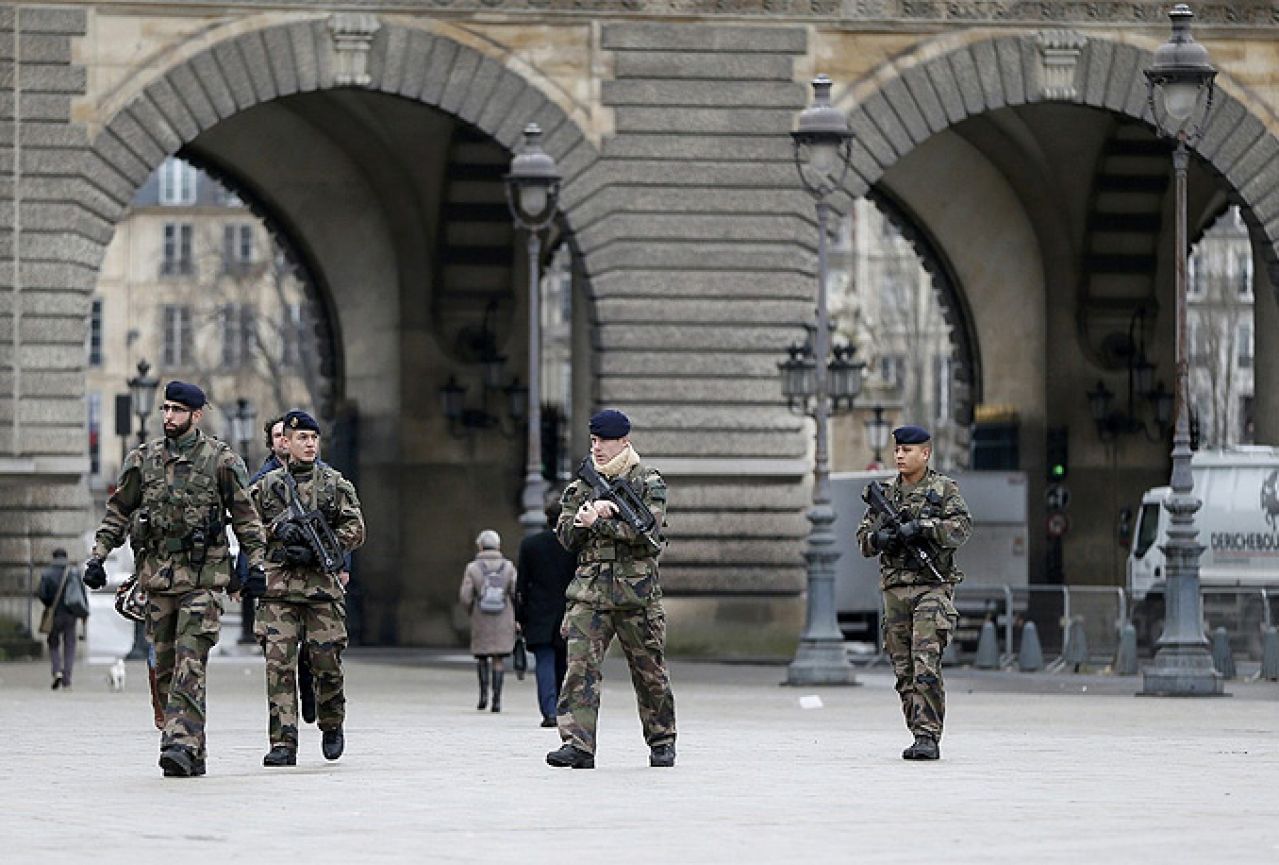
left=945, top=583, right=1279, bottom=670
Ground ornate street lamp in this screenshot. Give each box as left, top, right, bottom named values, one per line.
left=127, top=358, right=159, bottom=446
left=1140, top=4, right=1222, bottom=696
left=506, top=122, right=562, bottom=536
left=784, top=75, right=860, bottom=686
left=865, top=405, right=891, bottom=465
left=230, top=397, right=257, bottom=460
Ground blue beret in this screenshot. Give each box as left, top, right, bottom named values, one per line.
left=892, top=425, right=931, bottom=445
left=164, top=381, right=206, bottom=409
left=589, top=409, right=631, bottom=439
left=283, top=410, right=321, bottom=434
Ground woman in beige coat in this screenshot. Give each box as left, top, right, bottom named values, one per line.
left=459, top=529, right=518, bottom=712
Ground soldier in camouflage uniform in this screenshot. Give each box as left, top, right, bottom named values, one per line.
left=546, top=409, right=676, bottom=770
left=250, top=410, right=365, bottom=767
left=84, top=381, right=267, bottom=778
left=856, top=425, right=971, bottom=761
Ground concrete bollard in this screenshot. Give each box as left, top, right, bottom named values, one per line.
left=1113, top=621, right=1139, bottom=676
left=1018, top=621, right=1044, bottom=672
left=1063, top=617, right=1089, bottom=671
left=1261, top=626, right=1279, bottom=681
left=974, top=620, right=999, bottom=669
left=1211, top=626, right=1236, bottom=679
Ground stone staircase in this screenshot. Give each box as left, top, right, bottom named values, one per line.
left=1078, top=120, right=1170, bottom=366
left=434, top=123, right=515, bottom=361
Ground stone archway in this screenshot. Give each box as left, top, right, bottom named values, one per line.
left=79, top=17, right=604, bottom=644
left=834, top=30, right=1279, bottom=286
left=85, top=16, right=599, bottom=246
left=832, top=30, right=1279, bottom=588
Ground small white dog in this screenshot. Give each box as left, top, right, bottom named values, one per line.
left=107, top=658, right=127, bottom=692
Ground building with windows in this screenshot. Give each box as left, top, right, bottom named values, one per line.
left=828, top=198, right=961, bottom=470
left=1188, top=207, right=1255, bottom=447
left=87, top=158, right=322, bottom=495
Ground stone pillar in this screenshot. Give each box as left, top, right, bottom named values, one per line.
left=0, top=7, right=95, bottom=647
left=576, top=23, right=815, bottom=654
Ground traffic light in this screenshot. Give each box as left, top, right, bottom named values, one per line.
left=1047, top=426, right=1068, bottom=481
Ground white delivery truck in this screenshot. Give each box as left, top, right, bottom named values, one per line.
left=1128, top=446, right=1279, bottom=655
left=833, top=470, right=1029, bottom=646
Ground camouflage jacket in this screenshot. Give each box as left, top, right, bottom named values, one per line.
left=250, top=461, right=365, bottom=603
left=856, top=468, right=972, bottom=589
left=555, top=461, right=667, bottom=610
left=93, top=428, right=266, bottom=595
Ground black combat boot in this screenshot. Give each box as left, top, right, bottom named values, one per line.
left=322, top=726, right=345, bottom=761
left=546, top=743, right=594, bottom=769
left=476, top=658, right=490, bottom=710
left=902, top=734, right=940, bottom=761
left=159, top=746, right=198, bottom=777
left=649, top=743, right=676, bottom=768
left=263, top=746, right=297, bottom=767
left=299, top=651, right=317, bottom=724
left=490, top=669, right=504, bottom=713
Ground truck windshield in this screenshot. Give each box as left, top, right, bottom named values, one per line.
left=1133, top=503, right=1160, bottom=558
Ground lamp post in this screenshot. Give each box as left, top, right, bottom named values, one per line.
left=784, top=75, right=861, bottom=686
left=230, top=397, right=257, bottom=461
left=1140, top=4, right=1223, bottom=696
left=126, top=359, right=159, bottom=446
left=505, top=122, right=562, bottom=536
left=866, top=405, right=890, bottom=465
left=123, top=358, right=159, bottom=660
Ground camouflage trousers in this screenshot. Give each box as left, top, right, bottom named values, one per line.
left=557, top=600, right=676, bottom=755
left=882, top=584, right=958, bottom=740
left=147, top=589, right=222, bottom=758
left=255, top=599, right=348, bottom=749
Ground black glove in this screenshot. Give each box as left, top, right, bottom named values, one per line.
left=898, top=520, right=925, bottom=542
left=283, top=545, right=316, bottom=566
left=244, top=565, right=267, bottom=597
left=274, top=522, right=304, bottom=546
left=83, top=557, right=107, bottom=590
left=870, top=527, right=899, bottom=553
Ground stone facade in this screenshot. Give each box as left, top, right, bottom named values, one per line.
left=5, top=2, right=1279, bottom=650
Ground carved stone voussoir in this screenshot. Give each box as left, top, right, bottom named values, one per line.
left=1035, top=29, right=1086, bottom=101
left=94, top=1, right=1279, bottom=25
left=328, top=13, right=382, bottom=86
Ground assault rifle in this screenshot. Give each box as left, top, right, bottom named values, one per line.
left=274, top=471, right=344, bottom=577
left=863, top=480, right=946, bottom=583
left=576, top=457, right=663, bottom=554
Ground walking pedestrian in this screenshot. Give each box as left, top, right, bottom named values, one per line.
left=856, top=425, right=971, bottom=761
left=242, top=414, right=333, bottom=725
left=516, top=495, right=577, bottom=727
left=36, top=548, right=88, bottom=690
left=83, top=381, right=268, bottom=777
left=460, top=530, right=517, bottom=713
left=250, top=410, right=364, bottom=767
left=546, top=409, right=676, bottom=770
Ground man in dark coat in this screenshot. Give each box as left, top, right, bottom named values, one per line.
left=516, top=494, right=578, bottom=727
left=36, top=548, right=86, bottom=690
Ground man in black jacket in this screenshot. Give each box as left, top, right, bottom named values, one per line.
left=36, top=548, right=85, bottom=690
left=516, top=494, right=578, bottom=727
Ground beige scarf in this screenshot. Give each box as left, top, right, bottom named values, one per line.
left=594, top=443, right=640, bottom=478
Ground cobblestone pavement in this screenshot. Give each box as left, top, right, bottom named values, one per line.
left=1, top=651, right=1277, bottom=865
